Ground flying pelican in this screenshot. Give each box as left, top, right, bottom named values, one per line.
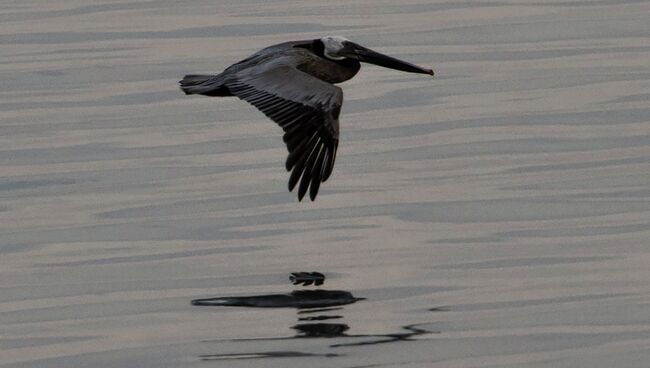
left=180, top=36, right=434, bottom=201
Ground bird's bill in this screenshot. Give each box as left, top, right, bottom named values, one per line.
left=342, top=42, right=434, bottom=76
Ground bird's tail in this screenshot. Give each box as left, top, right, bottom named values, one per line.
left=179, top=74, right=232, bottom=96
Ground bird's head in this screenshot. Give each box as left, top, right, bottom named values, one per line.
left=320, top=36, right=350, bottom=60
left=319, top=35, right=434, bottom=76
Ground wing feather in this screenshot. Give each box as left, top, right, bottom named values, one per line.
left=298, top=144, right=323, bottom=201
left=226, top=66, right=342, bottom=201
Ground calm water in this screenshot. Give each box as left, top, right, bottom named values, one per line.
left=2, top=1, right=650, bottom=367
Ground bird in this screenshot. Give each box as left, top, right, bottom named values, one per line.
left=180, top=36, right=434, bottom=201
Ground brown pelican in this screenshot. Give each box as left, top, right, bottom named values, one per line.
left=180, top=36, right=434, bottom=201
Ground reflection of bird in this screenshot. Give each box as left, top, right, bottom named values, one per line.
left=191, top=289, right=364, bottom=308
left=290, top=271, right=325, bottom=286
left=293, top=323, right=349, bottom=337
left=180, top=36, right=434, bottom=201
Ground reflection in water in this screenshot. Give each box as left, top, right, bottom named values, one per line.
left=195, top=287, right=357, bottom=361
left=200, top=351, right=339, bottom=361
left=297, top=306, right=344, bottom=314
left=191, top=289, right=363, bottom=308
left=202, top=323, right=438, bottom=345
left=330, top=324, right=434, bottom=347
left=293, top=323, right=349, bottom=337
left=200, top=322, right=438, bottom=361
left=290, top=271, right=325, bottom=286
left=298, top=315, right=342, bottom=321
left=428, top=306, right=451, bottom=312
left=195, top=287, right=439, bottom=361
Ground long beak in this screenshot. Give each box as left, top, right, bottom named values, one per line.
left=343, top=42, right=434, bottom=76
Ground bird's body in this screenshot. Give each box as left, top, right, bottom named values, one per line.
left=180, top=36, right=433, bottom=201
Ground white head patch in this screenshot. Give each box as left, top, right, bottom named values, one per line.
left=320, top=35, right=349, bottom=60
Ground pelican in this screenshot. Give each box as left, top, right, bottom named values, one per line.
left=180, top=36, right=434, bottom=201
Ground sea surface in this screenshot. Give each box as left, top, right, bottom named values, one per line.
left=1, top=1, right=650, bottom=367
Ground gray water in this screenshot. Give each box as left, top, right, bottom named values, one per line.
left=1, top=1, right=650, bottom=367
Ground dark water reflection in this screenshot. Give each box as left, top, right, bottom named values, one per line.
left=191, top=289, right=364, bottom=308
left=199, top=321, right=438, bottom=362
left=200, top=350, right=340, bottom=361
left=293, top=323, right=349, bottom=338
left=192, top=288, right=360, bottom=341
left=194, top=287, right=440, bottom=362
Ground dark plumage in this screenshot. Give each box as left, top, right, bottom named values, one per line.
left=180, top=36, right=433, bottom=201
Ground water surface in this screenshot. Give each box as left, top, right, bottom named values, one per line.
left=1, top=1, right=650, bottom=367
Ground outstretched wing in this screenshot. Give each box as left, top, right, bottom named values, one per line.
left=226, top=65, right=341, bottom=201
